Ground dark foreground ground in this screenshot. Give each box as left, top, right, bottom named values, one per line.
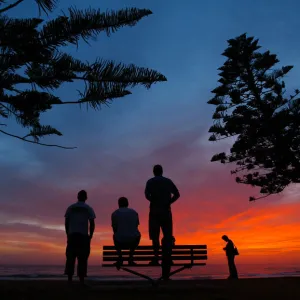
left=0, top=277, right=300, bottom=300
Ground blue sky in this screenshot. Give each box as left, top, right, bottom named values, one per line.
left=6, top=0, right=300, bottom=151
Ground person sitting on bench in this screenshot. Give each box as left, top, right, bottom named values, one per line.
left=111, top=197, right=141, bottom=267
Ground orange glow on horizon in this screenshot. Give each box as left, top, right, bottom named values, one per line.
left=1, top=192, right=300, bottom=266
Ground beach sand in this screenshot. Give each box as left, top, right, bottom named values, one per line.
left=0, top=277, right=300, bottom=300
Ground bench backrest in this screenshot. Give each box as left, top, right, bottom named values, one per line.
left=102, top=245, right=207, bottom=266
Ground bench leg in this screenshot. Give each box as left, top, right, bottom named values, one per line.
left=121, top=267, right=156, bottom=285
left=120, top=265, right=193, bottom=286
left=157, top=264, right=193, bottom=282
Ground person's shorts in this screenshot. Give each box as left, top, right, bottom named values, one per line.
left=66, top=233, right=90, bottom=259
left=65, top=233, right=90, bottom=277
left=149, top=210, right=173, bottom=241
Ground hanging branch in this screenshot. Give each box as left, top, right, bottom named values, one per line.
left=0, top=2, right=167, bottom=149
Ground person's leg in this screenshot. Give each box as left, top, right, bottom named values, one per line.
left=149, top=212, right=160, bottom=265
left=161, top=210, right=173, bottom=244
left=161, top=238, right=172, bottom=280
left=65, top=235, right=76, bottom=283
left=227, top=256, right=232, bottom=278
left=128, top=235, right=141, bottom=265
left=161, top=211, right=173, bottom=280
left=227, top=256, right=237, bottom=279
left=113, top=237, right=123, bottom=264
left=77, top=235, right=90, bottom=285
left=231, top=256, right=238, bottom=279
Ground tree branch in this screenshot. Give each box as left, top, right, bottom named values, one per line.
left=0, top=0, right=24, bottom=13
left=245, top=62, right=262, bottom=103
left=0, top=129, right=76, bottom=149
left=274, top=91, right=300, bottom=112
left=215, top=134, right=239, bottom=141
left=4, top=87, right=23, bottom=94
left=0, top=103, right=18, bottom=118
left=53, top=100, right=94, bottom=105
left=249, top=193, right=272, bottom=202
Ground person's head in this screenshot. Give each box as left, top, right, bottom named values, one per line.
left=118, top=197, right=129, bottom=208
left=77, top=190, right=87, bottom=202
left=222, top=235, right=229, bottom=242
left=153, top=164, right=163, bottom=176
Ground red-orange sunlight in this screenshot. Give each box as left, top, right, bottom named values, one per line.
left=1, top=192, right=300, bottom=266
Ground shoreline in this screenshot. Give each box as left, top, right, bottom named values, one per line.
left=0, top=276, right=298, bottom=283
left=1, top=277, right=300, bottom=299
left=0, top=273, right=300, bottom=281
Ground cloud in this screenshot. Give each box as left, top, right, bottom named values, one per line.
left=2, top=106, right=299, bottom=265
left=3, top=0, right=300, bottom=266
left=0, top=120, right=293, bottom=265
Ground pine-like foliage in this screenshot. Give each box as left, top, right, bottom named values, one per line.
left=0, top=0, right=166, bottom=148
left=208, top=34, right=300, bottom=201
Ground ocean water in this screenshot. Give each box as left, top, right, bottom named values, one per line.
left=0, top=264, right=300, bottom=281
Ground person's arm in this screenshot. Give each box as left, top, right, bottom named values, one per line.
left=111, top=212, right=117, bottom=234
left=136, top=212, right=140, bottom=228
left=65, top=218, right=69, bottom=236
left=64, top=208, right=70, bottom=236
left=89, top=207, right=96, bottom=239
left=145, top=180, right=151, bottom=201
left=228, top=240, right=234, bottom=251
left=89, top=219, right=95, bottom=239
left=170, top=180, right=180, bottom=204
left=224, top=241, right=233, bottom=252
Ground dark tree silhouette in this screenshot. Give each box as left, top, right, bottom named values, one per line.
left=0, top=0, right=166, bottom=148
left=208, top=33, right=300, bottom=201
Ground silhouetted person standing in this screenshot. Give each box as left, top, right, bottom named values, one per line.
left=222, top=235, right=238, bottom=279
left=111, top=197, right=141, bottom=267
left=64, top=190, right=96, bottom=285
left=145, top=165, right=180, bottom=280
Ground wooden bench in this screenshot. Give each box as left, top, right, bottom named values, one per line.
left=102, top=245, right=208, bottom=285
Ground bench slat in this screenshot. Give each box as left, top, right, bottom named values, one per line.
left=103, top=250, right=207, bottom=256
left=103, top=255, right=207, bottom=262
left=102, top=263, right=206, bottom=267
left=103, top=245, right=207, bottom=250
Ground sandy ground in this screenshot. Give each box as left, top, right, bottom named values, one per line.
left=0, top=277, right=300, bottom=300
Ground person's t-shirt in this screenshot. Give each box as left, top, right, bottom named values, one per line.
left=111, top=208, right=140, bottom=243
left=225, top=239, right=235, bottom=256
left=145, top=176, right=179, bottom=213
left=65, top=201, right=96, bottom=236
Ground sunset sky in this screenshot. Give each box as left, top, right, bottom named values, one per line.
left=1, top=0, right=300, bottom=266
